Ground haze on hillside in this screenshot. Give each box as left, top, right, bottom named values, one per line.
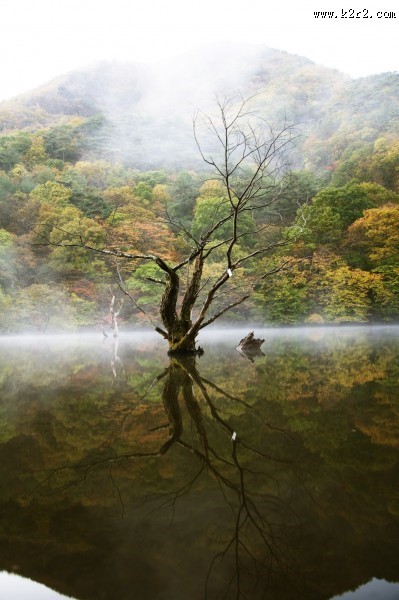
left=1, top=42, right=397, bottom=171
left=0, top=0, right=398, bottom=101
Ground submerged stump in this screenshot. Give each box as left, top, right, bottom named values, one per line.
left=237, top=331, right=265, bottom=352
left=236, top=332, right=265, bottom=363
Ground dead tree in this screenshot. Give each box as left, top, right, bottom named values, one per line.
left=100, top=288, right=124, bottom=338
left=36, top=96, right=297, bottom=354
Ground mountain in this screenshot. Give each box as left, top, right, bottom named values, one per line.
left=0, top=43, right=398, bottom=171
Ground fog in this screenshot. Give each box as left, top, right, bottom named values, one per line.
left=2, top=40, right=395, bottom=172
left=2, top=324, right=399, bottom=346
left=1, top=0, right=397, bottom=102
left=75, top=44, right=304, bottom=169
left=10, top=42, right=347, bottom=169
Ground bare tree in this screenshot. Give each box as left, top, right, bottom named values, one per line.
left=36, top=96, right=296, bottom=354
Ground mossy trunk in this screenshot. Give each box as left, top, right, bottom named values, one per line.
left=165, top=317, right=202, bottom=354
left=158, top=254, right=204, bottom=355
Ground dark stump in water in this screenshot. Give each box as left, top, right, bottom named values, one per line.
left=236, top=332, right=265, bottom=362
left=237, top=331, right=265, bottom=351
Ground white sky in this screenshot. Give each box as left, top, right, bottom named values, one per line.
left=0, top=0, right=398, bottom=101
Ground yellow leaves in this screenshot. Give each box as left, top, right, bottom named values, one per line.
left=24, top=135, right=46, bottom=165
left=264, top=335, right=391, bottom=409
left=104, top=185, right=135, bottom=207
left=152, top=183, right=169, bottom=204
left=74, top=160, right=112, bottom=187
left=353, top=386, right=399, bottom=449
left=41, top=204, right=82, bottom=237
left=30, top=180, right=106, bottom=250
left=313, top=262, right=383, bottom=322
left=102, top=185, right=182, bottom=259
left=69, top=117, right=85, bottom=128
left=199, top=179, right=226, bottom=198
left=347, top=204, right=399, bottom=264
left=259, top=245, right=390, bottom=324
left=305, top=313, right=324, bottom=324
left=10, top=164, right=27, bottom=180
left=31, top=181, right=72, bottom=207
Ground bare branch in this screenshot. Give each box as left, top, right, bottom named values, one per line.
left=199, top=294, right=250, bottom=329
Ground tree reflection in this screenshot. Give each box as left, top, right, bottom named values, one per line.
left=159, top=357, right=301, bottom=599
left=36, top=355, right=300, bottom=599
left=2, top=331, right=399, bottom=599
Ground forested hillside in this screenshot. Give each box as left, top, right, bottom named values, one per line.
left=0, top=44, right=398, bottom=332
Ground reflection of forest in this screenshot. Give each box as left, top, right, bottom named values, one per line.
left=0, top=330, right=399, bottom=599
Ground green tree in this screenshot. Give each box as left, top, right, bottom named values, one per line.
left=332, top=138, right=399, bottom=191
left=6, top=284, right=96, bottom=332
left=133, top=182, right=152, bottom=203
left=43, top=125, right=80, bottom=162
left=290, top=182, right=398, bottom=247
left=0, top=133, right=31, bottom=171
left=255, top=257, right=310, bottom=324
left=168, top=171, right=202, bottom=224
left=0, top=229, right=15, bottom=292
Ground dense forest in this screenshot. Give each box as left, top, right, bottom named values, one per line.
left=0, top=45, right=398, bottom=332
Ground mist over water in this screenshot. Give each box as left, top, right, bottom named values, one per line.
left=2, top=323, right=399, bottom=354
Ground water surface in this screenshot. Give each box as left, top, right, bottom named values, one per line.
left=1, top=327, right=399, bottom=599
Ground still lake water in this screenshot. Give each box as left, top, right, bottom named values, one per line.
left=0, top=326, right=399, bottom=600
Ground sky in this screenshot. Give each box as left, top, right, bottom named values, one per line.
left=0, top=0, right=398, bottom=101
left=0, top=571, right=75, bottom=600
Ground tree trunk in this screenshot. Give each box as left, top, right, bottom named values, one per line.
left=157, top=254, right=204, bottom=355
left=167, top=322, right=202, bottom=355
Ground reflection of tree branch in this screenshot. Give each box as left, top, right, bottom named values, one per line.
left=201, top=376, right=253, bottom=409
left=114, top=368, right=169, bottom=435
left=201, top=371, right=298, bottom=442
left=170, top=357, right=299, bottom=597
left=33, top=356, right=300, bottom=598
left=33, top=449, right=164, bottom=493
left=109, top=463, right=125, bottom=518
left=151, top=463, right=206, bottom=524
left=160, top=361, right=182, bottom=455
left=110, top=336, right=124, bottom=382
